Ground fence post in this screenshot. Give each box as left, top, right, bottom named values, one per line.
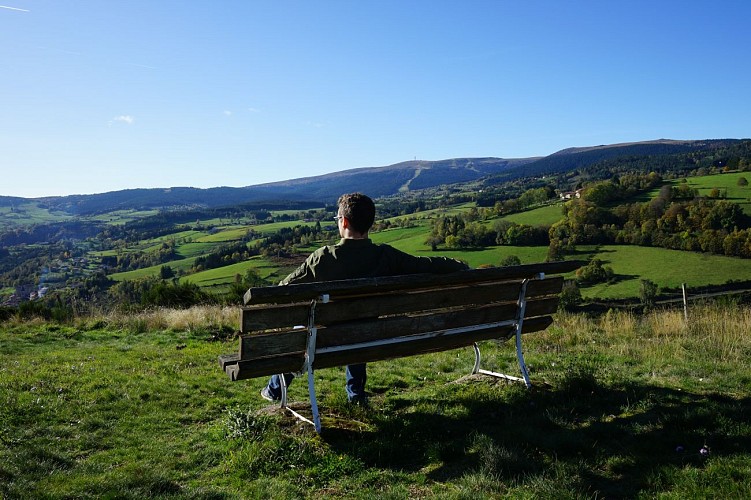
left=682, top=283, right=688, bottom=324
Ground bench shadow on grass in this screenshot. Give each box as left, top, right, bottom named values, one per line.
left=321, top=377, right=751, bottom=498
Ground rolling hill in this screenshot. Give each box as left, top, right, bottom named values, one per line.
left=2, top=138, right=747, bottom=217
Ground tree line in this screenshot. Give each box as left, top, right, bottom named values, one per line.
left=549, top=179, right=751, bottom=260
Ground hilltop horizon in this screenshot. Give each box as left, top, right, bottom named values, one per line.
left=4, top=137, right=743, bottom=201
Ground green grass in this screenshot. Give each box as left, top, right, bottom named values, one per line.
left=194, top=227, right=249, bottom=243
left=371, top=225, right=550, bottom=268
left=501, top=202, right=565, bottom=226
left=109, top=256, right=202, bottom=282
left=639, top=172, right=751, bottom=214
left=574, top=245, right=751, bottom=299
left=182, top=257, right=279, bottom=288
left=2, top=302, right=750, bottom=497
left=89, top=209, right=161, bottom=225
left=681, top=171, right=751, bottom=215
left=252, top=220, right=320, bottom=235
left=0, top=202, right=72, bottom=229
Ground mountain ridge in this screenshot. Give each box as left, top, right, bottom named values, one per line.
left=2, top=138, right=745, bottom=215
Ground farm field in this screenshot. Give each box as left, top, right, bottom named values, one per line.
left=576, top=245, right=751, bottom=299
left=370, top=225, right=550, bottom=268
left=5, top=170, right=750, bottom=305
left=501, top=202, right=565, bottom=226
left=105, top=205, right=751, bottom=296
left=639, top=172, right=751, bottom=213
left=182, top=257, right=283, bottom=289
left=682, top=171, right=751, bottom=215
left=0, top=201, right=72, bottom=229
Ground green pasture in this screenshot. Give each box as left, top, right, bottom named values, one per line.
left=109, top=257, right=200, bottom=282
left=576, top=245, right=751, bottom=299
left=0, top=202, right=72, bottom=229
left=501, top=203, right=565, bottom=226
left=681, top=171, right=751, bottom=215
left=371, top=226, right=549, bottom=268
left=181, top=257, right=280, bottom=288
left=153, top=229, right=205, bottom=243
left=379, top=202, right=475, bottom=226
left=177, top=242, right=225, bottom=258
left=370, top=225, right=430, bottom=250
left=89, top=209, right=160, bottom=225
left=194, top=227, right=250, bottom=243
left=685, top=171, right=751, bottom=197
left=136, top=230, right=208, bottom=248
left=252, top=220, right=321, bottom=235
left=638, top=172, right=751, bottom=214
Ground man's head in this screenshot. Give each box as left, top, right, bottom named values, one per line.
left=337, top=193, right=375, bottom=235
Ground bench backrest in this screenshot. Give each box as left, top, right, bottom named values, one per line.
left=223, top=261, right=581, bottom=381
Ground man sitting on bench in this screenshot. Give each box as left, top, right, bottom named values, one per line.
left=260, top=192, right=469, bottom=404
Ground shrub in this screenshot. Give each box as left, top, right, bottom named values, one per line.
left=559, top=280, right=582, bottom=311
left=575, top=258, right=615, bottom=285
left=140, top=281, right=211, bottom=309
left=500, top=255, right=521, bottom=267
left=639, top=279, right=659, bottom=307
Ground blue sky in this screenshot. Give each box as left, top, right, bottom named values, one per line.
left=2, top=1, right=749, bottom=198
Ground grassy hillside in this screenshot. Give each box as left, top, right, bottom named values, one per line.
left=2, top=303, right=750, bottom=497
left=182, top=257, right=280, bottom=290
left=501, top=202, right=565, bottom=226
left=681, top=171, right=751, bottom=215
left=575, top=245, right=751, bottom=299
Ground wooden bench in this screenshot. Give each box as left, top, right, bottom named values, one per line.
left=219, top=260, right=581, bottom=432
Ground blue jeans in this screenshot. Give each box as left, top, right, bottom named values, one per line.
left=265, top=363, right=367, bottom=402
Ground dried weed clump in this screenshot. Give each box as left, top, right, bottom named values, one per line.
left=551, top=303, right=751, bottom=376
left=102, top=305, right=238, bottom=333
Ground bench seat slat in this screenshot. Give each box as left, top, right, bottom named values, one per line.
left=237, top=296, right=558, bottom=360
left=314, top=296, right=558, bottom=349
left=218, top=353, right=241, bottom=371
left=244, top=261, right=582, bottom=304
left=238, top=329, right=307, bottom=360
left=241, top=277, right=563, bottom=332
left=227, top=315, right=554, bottom=381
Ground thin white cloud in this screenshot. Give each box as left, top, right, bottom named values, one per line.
left=0, top=5, right=30, bottom=12
left=248, top=107, right=260, bottom=113
left=223, top=110, right=233, bottom=116
left=113, top=115, right=135, bottom=125
left=125, top=62, right=158, bottom=70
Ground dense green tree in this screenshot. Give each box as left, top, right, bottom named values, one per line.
left=500, top=255, right=521, bottom=267
left=575, top=258, right=615, bottom=285
left=558, top=280, right=582, bottom=311
left=160, top=265, right=175, bottom=279
left=639, top=279, right=658, bottom=308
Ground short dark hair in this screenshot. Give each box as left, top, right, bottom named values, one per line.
left=337, top=193, right=375, bottom=234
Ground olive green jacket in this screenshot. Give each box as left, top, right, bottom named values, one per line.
left=279, top=238, right=468, bottom=285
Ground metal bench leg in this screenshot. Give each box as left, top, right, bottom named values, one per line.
left=279, top=372, right=288, bottom=408
left=471, top=278, right=533, bottom=388
left=514, top=278, right=532, bottom=388
left=307, top=362, right=321, bottom=433
left=472, top=341, right=528, bottom=384
left=281, top=298, right=323, bottom=433
left=472, top=342, right=482, bottom=374
left=515, top=320, right=531, bottom=388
